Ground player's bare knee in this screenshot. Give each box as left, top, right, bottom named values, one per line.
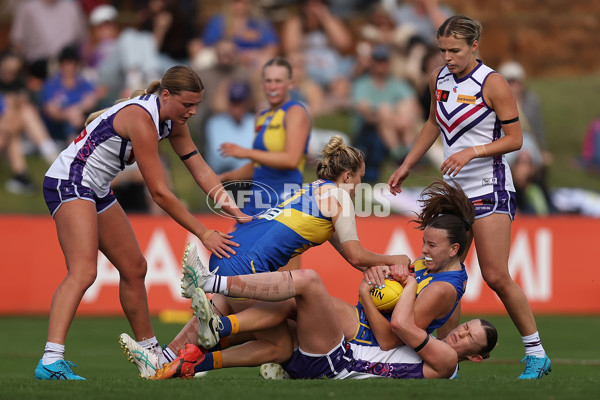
left=119, top=257, right=147, bottom=282
left=291, top=269, right=322, bottom=291
left=67, top=268, right=97, bottom=290
left=482, top=269, right=511, bottom=293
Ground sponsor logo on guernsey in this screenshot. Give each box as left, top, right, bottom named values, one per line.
left=457, top=94, right=477, bottom=104
left=436, top=89, right=450, bottom=102
left=453, top=85, right=458, bottom=93
left=482, top=177, right=497, bottom=186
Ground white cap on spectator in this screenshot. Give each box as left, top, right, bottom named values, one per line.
left=90, top=5, right=118, bottom=26
left=498, top=61, right=526, bottom=81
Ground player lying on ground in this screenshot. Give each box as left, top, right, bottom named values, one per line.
left=151, top=267, right=497, bottom=379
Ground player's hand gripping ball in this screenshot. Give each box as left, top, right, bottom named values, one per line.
left=370, top=279, right=404, bottom=312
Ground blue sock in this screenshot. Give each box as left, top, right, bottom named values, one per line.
left=193, top=351, right=222, bottom=373
left=217, top=315, right=239, bottom=337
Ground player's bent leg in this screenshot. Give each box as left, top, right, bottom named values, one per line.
left=151, top=343, right=206, bottom=380
left=181, top=242, right=216, bottom=298
left=473, top=214, right=538, bottom=335
left=290, top=270, right=345, bottom=355
left=191, top=288, right=221, bottom=349
left=99, top=204, right=154, bottom=340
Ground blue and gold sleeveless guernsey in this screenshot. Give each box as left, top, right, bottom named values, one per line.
left=242, top=99, right=310, bottom=217
left=45, top=94, right=171, bottom=197
left=349, top=257, right=467, bottom=346
left=210, top=179, right=335, bottom=276
left=435, top=60, right=515, bottom=199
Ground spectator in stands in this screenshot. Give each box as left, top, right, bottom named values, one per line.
left=0, top=50, right=59, bottom=194
left=10, top=0, right=88, bottom=79
left=196, top=0, right=279, bottom=71
left=577, top=117, right=600, bottom=174
left=498, top=61, right=552, bottom=169
left=82, top=4, right=120, bottom=72
left=136, top=0, right=197, bottom=70
left=388, top=0, right=453, bottom=46
left=204, top=80, right=255, bottom=202
left=281, top=0, right=354, bottom=89
left=287, top=51, right=351, bottom=116
left=191, top=40, right=252, bottom=142
left=204, top=80, right=255, bottom=175
left=499, top=61, right=556, bottom=215
left=0, top=92, right=36, bottom=194
left=41, top=45, right=98, bottom=146
left=95, top=8, right=162, bottom=102
left=352, top=45, right=419, bottom=182
left=355, top=3, right=416, bottom=80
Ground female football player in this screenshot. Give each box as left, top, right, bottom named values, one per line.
left=36, top=65, right=248, bottom=380
left=387, top=15, right=550, bottom=379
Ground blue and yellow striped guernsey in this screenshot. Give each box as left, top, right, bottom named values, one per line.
left=349, top=257, right=468, bottom=346
left=210, top=179, right=336, bottom=276
left=242, top=99, right=310, bottom=217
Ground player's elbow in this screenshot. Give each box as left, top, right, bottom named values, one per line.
left=345, top=248, right=365, bottom=269
left=378, top=338, right=400, bottom=351
left=390, top=317, right=410, bottom=337
left=280, top=156, right=302, bottom=170
left=512, top=135, right=523, bottom=151
left=148, top=187, right=172, bottom=208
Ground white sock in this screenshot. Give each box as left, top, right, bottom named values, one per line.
left=138, top=336, right=167, bottom=365
left=163, top=347, right=177, bottom=362
left=203, top=275, right=228, bottom=295
left=42, top=342, right=65, bottom=364
left=522, top=332, right=546, bottom=358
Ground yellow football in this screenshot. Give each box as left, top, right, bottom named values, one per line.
left=370, top=279, right=404, bottom=312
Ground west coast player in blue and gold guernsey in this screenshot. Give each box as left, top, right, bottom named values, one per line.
left=205, top=135, right=409, bottom=279
left=345, top=180, right=471, bottom=349
left=208, top=178, right=335, bottom=275
left=116, top=136, right=412, bottom=378
left=217, top=57, right=311, bottom=219
left=217, top=57, right=311, bottom=272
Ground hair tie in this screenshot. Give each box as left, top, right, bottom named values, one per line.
left=461, top=217, right=471, bottom=231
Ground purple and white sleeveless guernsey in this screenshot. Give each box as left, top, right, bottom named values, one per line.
left=282, top=338, right=458, bottom=380
left=45, top=94, right=172, bottom=198
left=435, top=60, right=515, bottom=199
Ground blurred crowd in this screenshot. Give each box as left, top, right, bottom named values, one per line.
left=0, top=0, right=595, bottom=215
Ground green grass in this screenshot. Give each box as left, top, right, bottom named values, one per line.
left=1, top=315, right=599, bottom=399
left=2, top=73, right=600, bottom=215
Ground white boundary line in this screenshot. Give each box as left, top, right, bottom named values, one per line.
left=488, top=358, right=600, bottom=366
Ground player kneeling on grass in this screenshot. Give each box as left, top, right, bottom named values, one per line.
left=150, top=268, right=497, bottom=380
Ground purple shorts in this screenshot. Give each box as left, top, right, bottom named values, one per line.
left=282, top=339, right=353, bottom=379
left=471, top=190, right=516, bottom=220
left=43, top=176, right=117, bottom=217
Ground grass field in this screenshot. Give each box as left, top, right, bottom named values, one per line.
left=1, top=315, right=599, bottom=399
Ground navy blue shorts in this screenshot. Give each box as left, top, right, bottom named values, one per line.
left=282, top=338, right=352, bottom=379
left=43, top=176, right=117, bottom=217
left=471, top=190, right=516, bottom=220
